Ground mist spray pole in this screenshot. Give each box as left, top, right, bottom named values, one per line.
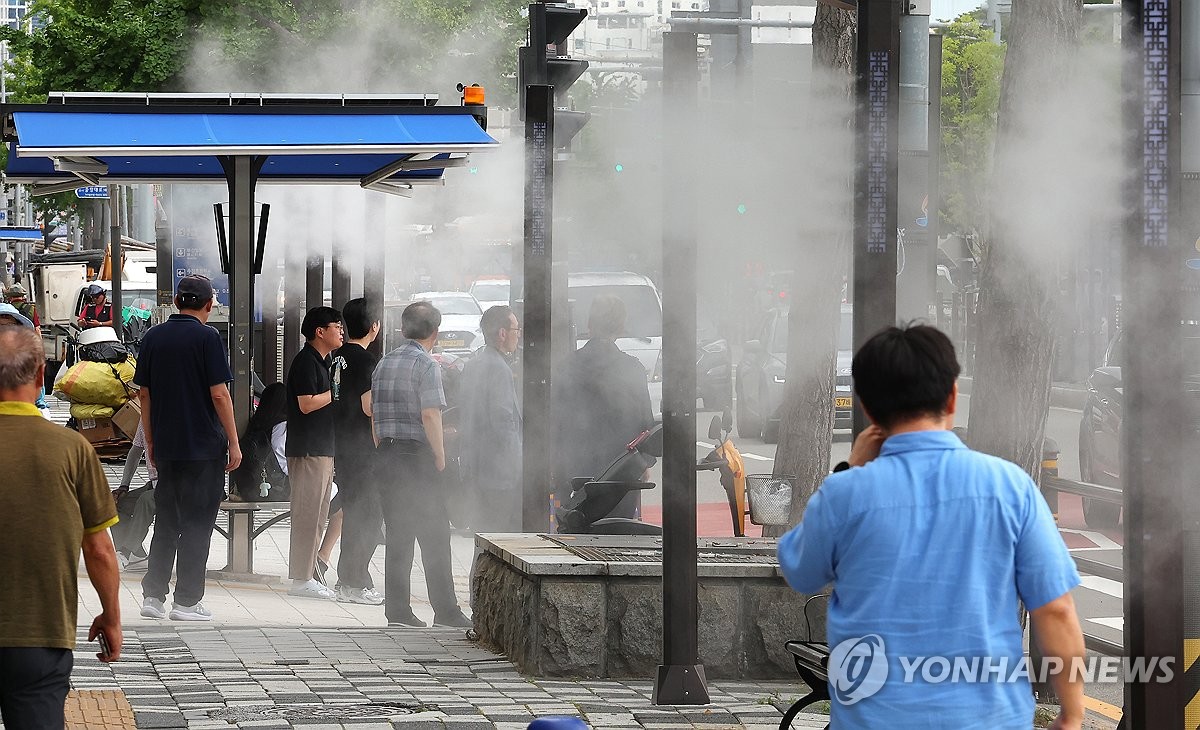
left=653, top=29, right=708, bottom=706
left=110, top=186, right=122, bottom=343
left=1122, top=0, right=1186, bottom=726
left=851, top=0, right=900, bottom=437
left=521, top=82, right=555, bottom=533
left=221, top=155, right=265, bottom=434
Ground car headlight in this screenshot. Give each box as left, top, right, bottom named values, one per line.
left=773, top=375, right=786, bottom=384
left=702, top=340, right=728, bottom=355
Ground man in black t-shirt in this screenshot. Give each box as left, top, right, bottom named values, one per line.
left=330, top=298, right=384, bottom=605
left=134, top=274, right=241, bottom=622
left=285, top=306, right=343, bottom=600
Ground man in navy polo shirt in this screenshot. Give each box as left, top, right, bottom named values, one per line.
left=134, top=274, right=242, bottom=622
left=778, top=325, right=1085, bottom=730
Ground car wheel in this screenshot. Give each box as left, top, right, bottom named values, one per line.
left=735, top=379, right=761, bottom=439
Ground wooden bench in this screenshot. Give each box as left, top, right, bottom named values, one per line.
left=779, top=594, right=831, bottom=730
left=207, top=501, right=291, bottom=584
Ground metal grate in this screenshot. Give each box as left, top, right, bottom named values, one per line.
left=208, top=702, right=435, bottom=721
left=561, top=544, right=778, bottom=565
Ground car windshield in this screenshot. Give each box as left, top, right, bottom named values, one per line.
left=123, top=289, right=156, bottom=315
left=571, top=284, right=663, bottom=339
left=471, top=282, right=509, bottom=302
left=430, top=297, right=481, bottom=316
left=771, top=310, right=853, bottom=354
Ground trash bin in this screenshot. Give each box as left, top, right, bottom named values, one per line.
left=746, top=474, right=795, bottom=526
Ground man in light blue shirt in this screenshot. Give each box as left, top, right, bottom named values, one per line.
left=778, top=324, right=1085, bottom=729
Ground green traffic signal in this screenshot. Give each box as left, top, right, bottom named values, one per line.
left=614, top=163, right=624, bottom=173
left=737, top=204, right=747, bottom=215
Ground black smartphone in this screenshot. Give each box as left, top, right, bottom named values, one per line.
left=96, top=631, right=111, bottom=659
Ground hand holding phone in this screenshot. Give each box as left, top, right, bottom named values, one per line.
left=96, top=631, right=111, bottom=661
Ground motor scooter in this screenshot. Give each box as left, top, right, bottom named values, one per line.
left=557, top=413, right=748, bottom=536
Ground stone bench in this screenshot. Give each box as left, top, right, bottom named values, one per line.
left=471, top=533, right=824, bottom=679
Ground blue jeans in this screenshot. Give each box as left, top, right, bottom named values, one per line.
left=0, top=647, right=72, bottom=730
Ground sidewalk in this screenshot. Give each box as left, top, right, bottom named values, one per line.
left=56, top=403, right=1114, bottom=729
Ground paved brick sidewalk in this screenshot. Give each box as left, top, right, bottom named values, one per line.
left=61, top=625, right=824, bottom=729
left=65, top=690, right=136, bottom=729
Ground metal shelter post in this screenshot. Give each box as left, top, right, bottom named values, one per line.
left=221, top=156, right=264, bottom=433
left=522, top=83, right=555, bottom=533
left=653, top=30, right=708, bottom=707
left=851, top=0, right=901, bottom=436
left=364, top=195, right=386, bottom=358
left=283, top=224, right=304, bottom=381
left=109, top=186, right=122, bottom=340
left=1123, top=1, right=1186, bottom=726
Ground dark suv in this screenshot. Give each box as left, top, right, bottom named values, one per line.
left=1078, top=326, right=1200, bottom=528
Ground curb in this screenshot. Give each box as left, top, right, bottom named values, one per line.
left=958, top=376, right=1088, bottom=412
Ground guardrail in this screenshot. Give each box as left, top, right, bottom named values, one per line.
left=1039, top=472, right=1124, bottom=656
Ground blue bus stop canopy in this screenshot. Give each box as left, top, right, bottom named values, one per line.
left=0, top=227, right=43, bottom=241
left=1, top=99, right=497, bottom=193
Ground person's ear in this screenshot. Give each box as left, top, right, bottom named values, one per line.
left=945, top=382, right=958, bottom=418
left=205, top=300, right=214, bottom=313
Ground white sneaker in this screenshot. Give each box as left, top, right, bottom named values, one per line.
left=336, top=585, right=384, bottom=605
left=289, top=579, right=336, bottom=600
left=169, top=601, right=213, bottom=621
left=140, top=596, right=167, bottom=619
left=116, top=552, right=130, bottom=571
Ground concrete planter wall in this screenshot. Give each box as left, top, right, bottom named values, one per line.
left=472, top=535, right=825, bottom=679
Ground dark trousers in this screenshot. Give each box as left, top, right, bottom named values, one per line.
left=0, top=647, right=72, bottom=730
left=335, top=458, right=383, bottom=590
left=377, top=440, right=459, bottom=621
left=142, top=459, right=226, bottom=607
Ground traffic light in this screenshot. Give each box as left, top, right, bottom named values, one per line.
left=518, top=3, right=590, bottom=149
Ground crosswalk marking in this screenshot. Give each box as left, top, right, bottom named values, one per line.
left=1080, top=575, right=1123, bottom=599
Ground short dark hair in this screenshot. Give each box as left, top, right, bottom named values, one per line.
left=301, top=306, right=342, bottom=341
left=402, top=301, right=441, bottom=341
left=851, top=324, right=961, bottom=429
left=341, top=298, right=377, bottom=340
left=481, top=305, right=515, bottom=347
left=588, top=295, right=626, bottom=340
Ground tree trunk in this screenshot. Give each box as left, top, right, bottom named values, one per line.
left=967, top=0, right=1083, bottom=476
left=773, top=2, right=857, bottom=529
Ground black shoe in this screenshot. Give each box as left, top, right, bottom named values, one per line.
left=433, top=609, right=472, bottom=628
left=388, top=612, right=426, bottom=628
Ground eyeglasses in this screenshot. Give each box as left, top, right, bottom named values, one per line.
left=505, top=326, right=523, bottom=333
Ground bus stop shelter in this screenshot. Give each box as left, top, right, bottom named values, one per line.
left=1, top=92, right=498, bottom=431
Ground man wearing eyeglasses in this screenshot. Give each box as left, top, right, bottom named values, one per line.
left=460, top=306, right=523, bottom=549
left=284, top=306, right=344, bottom=601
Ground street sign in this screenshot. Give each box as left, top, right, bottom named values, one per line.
left=75, top=186, right=109, bottom=199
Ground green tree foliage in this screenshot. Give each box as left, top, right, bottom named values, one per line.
left=939, top=10, right=1005, bottom=236
left=1, top=0, right=527, bottom=103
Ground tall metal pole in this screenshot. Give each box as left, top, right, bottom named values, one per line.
left=109, top=186, right=122, bottom=342
left=1123, top=1, right=1185, bottom=726
left=852, top=0, right=901, bottom=437
left=521, top=83, right=555, bottom=533
left=652, top=30, right=708, bottom=707
left=222, top=156, right=262, bottom=433
left=283, top=224, right=304, bottom=381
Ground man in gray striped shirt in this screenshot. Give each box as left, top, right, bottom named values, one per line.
left=370, top=301, right=470, bottom=628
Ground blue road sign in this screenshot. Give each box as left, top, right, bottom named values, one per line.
left=75, top=186, right=110, bottom=199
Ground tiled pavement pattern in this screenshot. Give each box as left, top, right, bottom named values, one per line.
left=65, top=690, right=136, bottom=729
left=60, top=625, right=826, bottom=729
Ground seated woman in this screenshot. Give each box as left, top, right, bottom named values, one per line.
left=231, top=383, right=290, bottom=501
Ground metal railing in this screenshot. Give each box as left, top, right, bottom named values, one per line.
left=1040, top=471, right=1124, bottom=656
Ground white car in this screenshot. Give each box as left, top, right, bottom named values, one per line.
left=468, top=278, right=510, bottom=312
left=415, top=291, right=485, bottom=355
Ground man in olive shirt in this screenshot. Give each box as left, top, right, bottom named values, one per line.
left=0, top=326, right=122, bottom=729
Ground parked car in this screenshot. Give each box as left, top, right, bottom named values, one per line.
left=736, top=304, right=853, bottom=442
left=468, top=277, right=510, bottom=311
left=413, top=291, right=485, bottom=356
left=1078, top=325, right=1200, bottom=528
